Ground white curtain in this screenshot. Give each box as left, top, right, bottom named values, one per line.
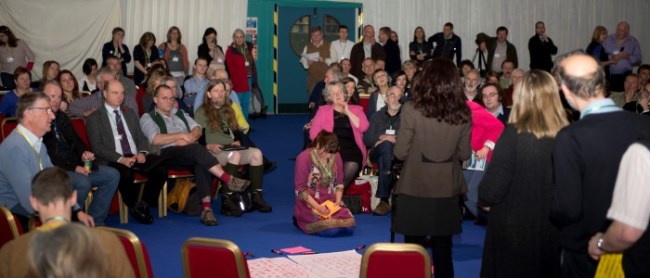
left=353, top=0, right=650, bottom=70
left=121, top=0, right=248, bottom=75
left=0, top=0, right=121, bottom=80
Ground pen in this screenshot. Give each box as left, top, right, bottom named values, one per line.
left=271, top=249, right=283, bottom=255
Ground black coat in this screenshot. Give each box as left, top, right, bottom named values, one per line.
left=479, top=125, right=561, bottom=277
left=43, top=111, right=88, bottom=171
left=528, top=35, right=558, bottom=72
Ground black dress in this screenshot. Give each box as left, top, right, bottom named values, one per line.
left=478, top=125, right=561, bottom=278
left=332, top=110, right=362, bottom=166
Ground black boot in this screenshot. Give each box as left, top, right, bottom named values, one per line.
left=252, top=190, right=272, bottom=212
left=220, top=193, right=243, bottom=217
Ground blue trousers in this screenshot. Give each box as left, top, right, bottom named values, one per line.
left=69, top=165, right=120, bottom=225
left=370, top=141, right=395, bottom=199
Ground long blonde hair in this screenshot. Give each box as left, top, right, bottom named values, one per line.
left=509, top=70, right=568, bottom=138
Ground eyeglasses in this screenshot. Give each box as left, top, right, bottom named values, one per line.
left=28, top=107, right=53, bottom=114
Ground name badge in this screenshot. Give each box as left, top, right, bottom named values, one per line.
left=147, top=63, right=152, bottom=68
left=6, top=57, right=13, bottom=63
left=109, top=50, right=114, bottom=54
left=385, top=129, right=395, bottom=135
left=115, top=134, right=123, bottom=141
left=494, top=53, right=501, bottom=58
left=245, top=61, right=250, bottom=66
left=217, top=58, right=223, bottom=63
left=172, top=56, right=179, bottom=62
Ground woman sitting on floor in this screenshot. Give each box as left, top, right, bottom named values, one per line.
left=294, top=131, right=355, bottom=237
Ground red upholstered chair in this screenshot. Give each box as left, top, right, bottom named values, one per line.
left=0, top=206, right=23, bottom=249
left=182, top=237, right=250, bottom=278
left=98, top=226, right=154, bottom=278
left=1, top=117, right=18, bottom=141
left=360, top=243, right=432, bottom=278
left=70, top=118, right=90, bottom=148
left=135, top=85, right=147, bottom=116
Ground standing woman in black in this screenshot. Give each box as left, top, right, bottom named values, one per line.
left=408, top=27, right=431, bottom=66
left=133, top=32, right=159, bottom=85
left=478, top=70, right=568, bottom=277
left=393, top=58, right=472, bottom=278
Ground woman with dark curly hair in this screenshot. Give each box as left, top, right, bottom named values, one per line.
left=393, top=58, right=472, bottom=278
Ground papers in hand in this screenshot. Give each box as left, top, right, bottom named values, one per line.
left=302, top=52, right=320, bottom=62
left=465, top=150, right=487, bottom=171
left=312, top=200, right=341, bottom=219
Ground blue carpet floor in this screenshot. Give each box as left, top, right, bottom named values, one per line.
left=104, top=114, right=485, bottom=277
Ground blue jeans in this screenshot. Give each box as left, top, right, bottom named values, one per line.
left=69, top=165, right=120, bottom=225
left=463, top=165, right=488, bottom=217
left=237, top=76, right=253, bottom=120
left=370, top=141, right=395, bottom=199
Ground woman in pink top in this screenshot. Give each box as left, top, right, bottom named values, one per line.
left=310, top=81, right=369, bottom=189
left=463, top=98, right=504, bottom=223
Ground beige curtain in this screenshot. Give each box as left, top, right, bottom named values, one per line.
left=0, top=0, right=121, bottom=80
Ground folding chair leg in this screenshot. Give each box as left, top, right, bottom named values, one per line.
left=84, top=191, right=93, bottom=213
left=158, top=182, right=167, bottom=217
left=118, top=192, right=128, bottom=224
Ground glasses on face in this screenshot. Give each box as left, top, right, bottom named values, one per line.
left=29, top=107, right=53, bottom=115
left=482, top=92, right=498, bottom=99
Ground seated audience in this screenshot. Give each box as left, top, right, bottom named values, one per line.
left=623, top=82, right=650, bottom=115
left=502, top=68, right=524, bottom=108
left=367, top=69, right=391, bottom=118
left=140, top=84, right=252, bottom=224
left=56, top=70, right=82, bottom=112
left=294, top=131, right=355, bottom=236
left=68, top=67, right=116, bottom=118
left=310, top=81, right=369, bottom=189
left=1, top=67, right=33, bottom=117
left=194, top=79, right=272, bottom=217
left=32, top=60, right=59, bottom=90
left=341, top=77, right=360, bottom=105
left=339, top=58, right=358, bottom=85
left=0, top=93, right=93, bottom=227
left=498, top=60, right=515, bottom=89
left=78, top=58, right=98, bottom=92
left=464, top=69, right=482, bottom=104
left=86, top=80, right=167, bottom=224
left=42, top=80, right=119, bottom=226
left=610, top=73, right=640, bottom=108
left=392, top=70, right=409, bottom=97
left=363, top=86, right=403, bottom=216
left=308, top=65, right=343, bottom=115
left=106, top=55, right=139, bottom=112
left=0, top=167, right=135, bottom=278
left=638, top=64, right=650, bottom=87
left=356, top=58, right=376, bottom=96
left=481, top=82, right=510, bottom=125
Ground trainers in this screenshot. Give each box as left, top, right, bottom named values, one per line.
left=373, top=201, right=391, bottom=216
left=220, top=194, right=243, bottom=217
left=226, top=177, right=251, bottom=192
left=252, top=191, right=272, bottom=213
left=200, top=208, right=218, bottom=226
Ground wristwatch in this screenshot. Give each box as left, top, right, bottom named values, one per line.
left=596, top=235, right=606, bottom=252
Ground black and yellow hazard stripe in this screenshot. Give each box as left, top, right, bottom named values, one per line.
left=357, top=7, right=363, bottom=42
left=273, top=4, right=279, bottom=99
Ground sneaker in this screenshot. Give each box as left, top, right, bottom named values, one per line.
left=200, top=208, right=218, bottom=226
left=226, top=177, right=251, bottom=192
left=220, top=195, right=243, bottom=217
left=373, top=201, right=391, bottom=216
left=252, top=191, right=272, bottom=212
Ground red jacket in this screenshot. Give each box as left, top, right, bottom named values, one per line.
left=225, top=43, right=256, bottom=93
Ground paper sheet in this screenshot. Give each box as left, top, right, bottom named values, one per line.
left=248, top=257, right=319, bottom=278
left=302, top=52, right=320, bottom=62
left=280, top=246, right=312, bottom=254
left=287, top=250, right=362, bottom=278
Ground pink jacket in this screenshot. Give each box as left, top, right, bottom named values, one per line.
left=467, top=101, right=504, bottom=162
left=310, top=104, right=370, bottom=163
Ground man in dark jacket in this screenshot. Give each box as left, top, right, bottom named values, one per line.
left=485, top=26, right=518, bottom=73
left=363, top=86, right=403, bottom=215
left=350, top=25, right=386, bottom=80
left=528, top=21, right=558, bottom=72
left=378, top=26, right=401, bottom=75
left=429, top=22, right=462, bottom=65
left=41, top=81, right=119, bottom=226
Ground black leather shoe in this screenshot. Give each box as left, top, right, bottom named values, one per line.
left=130, top=205, right=154, bottom=224
left=252, top=191, right=272, bottom=213
left=220, top=194, right=243, bottom=217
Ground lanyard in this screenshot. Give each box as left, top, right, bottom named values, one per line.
left=312, top=150, right=333, bottom=180
left=143, top=45, right=150, bottom=66
left=16, top=129, right=43, bottom=170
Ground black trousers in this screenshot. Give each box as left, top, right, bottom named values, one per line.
left=560, top=249, right=597, bottom=278
left=108, top=154, right=167, bottom=208
left=160, top=144, right=219, bottom=198
left=404, top=235, right=454, bottom=278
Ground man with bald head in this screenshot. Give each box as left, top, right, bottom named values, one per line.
left=603, top=21, right=643, bottom=92
left=550, top=51, right=650, bottom=277
left=350, top=25, right=386, bottom=79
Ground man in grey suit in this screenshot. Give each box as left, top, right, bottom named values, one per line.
left=86, top=79, right=166, bottom=224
